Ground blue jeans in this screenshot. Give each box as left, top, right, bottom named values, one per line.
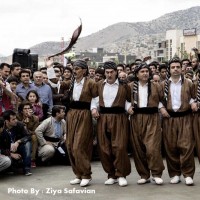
left=17, top=141, right=32, bottom=172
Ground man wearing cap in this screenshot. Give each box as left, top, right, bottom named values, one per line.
left=127, top=63, right=165, bottom=185
left=66, top=60, right=98, bottom=187
left=160, top=58, right=197, bottom=186
left=91, top=61, right=131, bottom=187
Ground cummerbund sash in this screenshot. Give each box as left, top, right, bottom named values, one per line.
left=167, top=109, right=192, bottom=117
left=70, top=101, right=91, bottom=110
left=134, top=107, right=158, bottom=114
left=99, top=106, right=125, bottom=114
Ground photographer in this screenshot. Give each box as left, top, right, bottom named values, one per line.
left=17, top=101, right=39, bottom=168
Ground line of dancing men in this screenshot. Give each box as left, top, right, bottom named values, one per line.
left=1, top=57, right=200, bottom=187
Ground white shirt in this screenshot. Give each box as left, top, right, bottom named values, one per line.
left=168, top=77, right=194, bottom=111
left=169, top=77, right=182, bottom=111
left=103, top=79, right=119, bottom=107
left=126, top=81, right=149, bottom=111
left=73, top=78, right=85, bottom=101
left=91, top=79, right=119, bottom=110
left=138, top=82, right=148, bottom=107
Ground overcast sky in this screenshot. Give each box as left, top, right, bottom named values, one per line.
left=0, top=0, right=199, bottom=56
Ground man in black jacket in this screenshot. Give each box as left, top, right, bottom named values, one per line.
left=0, top=110, right=32, bottom=175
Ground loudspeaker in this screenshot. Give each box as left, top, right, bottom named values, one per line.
left=30, top=53, right=38, bottom=72
left=12, top=48, right=32, bottom=68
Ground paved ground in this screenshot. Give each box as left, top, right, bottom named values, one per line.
left=0, top=159, right=200, bottom=200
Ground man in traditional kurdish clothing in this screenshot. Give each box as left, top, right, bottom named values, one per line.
left=160, top=57, right=197, bottom=186
left=127, top=63, right=165, bottom=185
left=91, top=61, right=131, bottom=187
left=65, top=60, right=98, bottom=187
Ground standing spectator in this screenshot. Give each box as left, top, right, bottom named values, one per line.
left=89, top=67, right=95, bottom=79
left=42, top=73, right=49, bottom=84
left=6, top=76, right=19, bottom=93
left=118, top=71, right=128, bottom=83
left=0, top=72, right=15, bottom=115
left=16, top=70, right=38, bottom=100
left=117, top=64, right=125, bottom=74
left=159, top=64, right=167, bottom=82
left=33, top=71, right=53, bottom=119
left=63, top=67, right=72, bottom=82
left=94, top=68, right=104, bottom=82
left=0, top=63, right=10, bottom=81
left=191, top=57, right=199, bottom=72
left=10, top=62, right=21, bottom=81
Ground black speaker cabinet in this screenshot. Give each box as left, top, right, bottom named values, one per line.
left=12, top=48, right=32, bottom=68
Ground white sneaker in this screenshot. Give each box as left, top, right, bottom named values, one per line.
left=70, top=178, right=81, bottom=185
left=170, top=176, right=180, bottom=184
left=118, top=177, right=128, bottom=187
left=104, top=178, right=118, bottom=185
left=185, top=177, right=194, bottom=186
left=152, top=177, right=163, bottom=185
left=80, top=179, right=91, bottom=187
left=137, top=178, right=150, bottom=185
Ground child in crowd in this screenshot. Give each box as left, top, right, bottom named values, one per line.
left=26, top=90, right=43, bottom=121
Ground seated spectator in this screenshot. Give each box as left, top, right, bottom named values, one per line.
left=0, top=117, right=12, bottom=173
left=35, top=105, right=68, bottom=165
left=17, top=102, right=40, bottom=168
left=26, top=90, right=43, bottom=121
left=0, top=110, right=32, bottom=175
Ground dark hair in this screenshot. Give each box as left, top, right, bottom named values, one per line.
left=51, top=105, right=66, bottom=117
left=40, top=67, right=47, bottom=71
left=64, top=66, right=72, bottom=74
left=95, top=67, right=104, bottom=75
left=3, top=110, right=16, bottom=121
left=181, top=59, right=191, bottom=65
left=148, top=62, right=157, bottom=69
left=7, top=76, right=19, bottom=84
left=168, top=57, right=181, bottom=67
left=0, top=117, right=4, bottom=128
left=26, top=90, right=40, bottom=103
left=18, top=101, right=33, bottom=113
left=10, top=62, right=21, bottom=71
left=19, top=69, right=31, bottom=78
left=117, top=64, right=125, bottom=70
left=0, top=63, right=10, bottom=70
left=159, top=64, right=167, bottom=72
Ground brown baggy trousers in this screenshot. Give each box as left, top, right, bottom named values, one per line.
left=97, top=114, right=131, bottom=179
left=193, top=112, right=200, bottom=163
left=162, top=114, right=195, bottom=178
left=66, top=109, right=93, bottom=179
left=130, top=113, right=165, bottom=179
